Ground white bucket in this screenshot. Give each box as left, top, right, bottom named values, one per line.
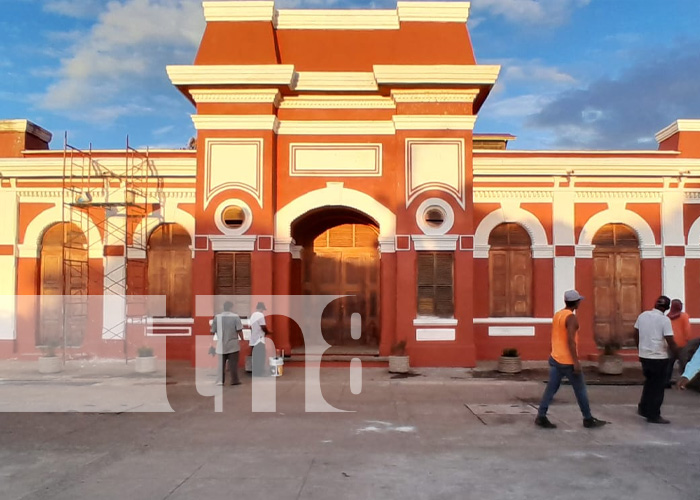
left=269, top=356, right=284, bottom=377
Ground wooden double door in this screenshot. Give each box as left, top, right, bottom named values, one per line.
left=38, top=223, right=88, bottom=347
left=592, top=224, right=641, bottom=347
left=302, top=224, right=380, bottom=348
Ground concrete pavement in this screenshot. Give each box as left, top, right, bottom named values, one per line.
left=0, top=361, right=698, bottom=500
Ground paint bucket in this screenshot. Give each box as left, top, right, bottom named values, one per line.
left=269, top=356, right=284, bottom=377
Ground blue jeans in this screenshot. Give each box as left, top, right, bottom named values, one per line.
left=537, top=356, right=592, bottom=419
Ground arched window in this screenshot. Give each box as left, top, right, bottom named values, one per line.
left=488, top=223, right=533, bottom=317
left=147, top=224, right=192, bottom=318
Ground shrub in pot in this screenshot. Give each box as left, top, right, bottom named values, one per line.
left=38, top=341, right=62, bottom=374
left=135, top=345, right=156, bottom=374
left=498, top=348, right=522, bottom=374
left=388, top=341, right=410, bottom=374
left=598, top=342, right=623, bottom=375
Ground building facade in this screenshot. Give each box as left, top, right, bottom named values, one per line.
left=1, top=1, right=700, bottom=366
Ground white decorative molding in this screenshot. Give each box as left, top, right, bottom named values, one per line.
left=640, top=245, right=663, bottom=259
left=574, top=244, right=595, bottom=259
left=378, top=236, right=396, bottom=254
left=280, top=95, right=393, bottom=109
left=578, top=208, right=656, bottom=249
left=393, top=115, right=476, bottom=131
left=413, top=317, right=458, bottom=327
left=411, top=234, right=459, bottom=251
left=292, top=73, right=379, bottom=92
left=416, top=328, right=456, bottom=341
left=209, top=235, right=257, bottom=251
left=397, top=1, right=470, bottom=23
left=655, top=119, right=700, bottom=143
left=391, top=89, right=479, bottom=103
left=275, top=9, right=400, bottom=30
left=474, top=317, right=551, bottom=324
left=374, top=65, right=500, bottom=85
left=488, top=326, right=536, bottom=337
left=473, top=155, right=700, bottom=176
left=189, top=89, right=281, bottom=105
left=473, top=205, right=549, bottom=259
left=167, top=65, right=295, bottom=87
left=204, top=138, right=263, bottom=209
left=214, top=199, right=253, bottom=236
left=406, top=138, right=465, bottom=208
left=275, top=182, right=396, bottom=249
left=131, top=204, right=196, bottom=250
left=415, top=198, right=454, bottom=236
left=0, top=156, right=196, bottom=178
left=192, top=115, right=278, bottom=131
left=277, top=121, right=395, bottom=136
left=290, top=143, right=382, bottom=177
left=203, top=0, right=275, bottom=21
left=473, top=189, right=553, bottom=202
left=0, top=119, right=52, bottom=144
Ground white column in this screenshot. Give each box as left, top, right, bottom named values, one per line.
left=661, top=186, right=685, bottom=303
left=552, top=182, right=576, bottom=312
left=102, top=208, right=126, bottom=340
left=0, top=191, right=18, bottom=340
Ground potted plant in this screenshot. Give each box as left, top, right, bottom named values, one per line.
left=135, top=345, right=156, bottom=374
left=598, top=341, right=623, bottom=375
left=498, top=348, right=522, bottom=374
left=38, top=341, right=62, bottom=374
left=388, top=340, right=410, bottom=374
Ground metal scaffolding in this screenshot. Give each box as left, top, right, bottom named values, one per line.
left=61, top=134, right=151, bottom=362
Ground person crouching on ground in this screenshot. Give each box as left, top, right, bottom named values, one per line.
left=211, top=301, right=244, bottom=386
left=677, top=344, right=700, bottom=392
left=634, top=295, right=679, bottom=424
left=535, top=290, right=608, bottom=429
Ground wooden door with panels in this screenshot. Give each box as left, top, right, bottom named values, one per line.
left=39, top=222, right=88, bottom=347
left=488, top=223, right=533, bottom=317
left=592, top=223, right=641, bottom=347
left=147, top=224, right=193, bottom=318
left=302, top=224, right=380, bottom=348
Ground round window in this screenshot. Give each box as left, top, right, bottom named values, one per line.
left=424, top=207, right=446, bottom=228
left=222, top=205, right=246, bottom=229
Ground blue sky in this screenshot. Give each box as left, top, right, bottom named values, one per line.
left=2, top=0, right=700, bottom=150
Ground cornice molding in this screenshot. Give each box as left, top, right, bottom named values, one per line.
left=374, top=65, right=500, bottom=85
left=167, top=65, right=295, bottom=86
left=292, top=72, right=378, bottom=91
left=203, top=1, right=275, bottom=21
left=655, top=119, right=700, bottom=143
left=0, top=157, right=195, bottom=178
left=411, top=234, right=459, bottom=251
left=189, top=89, right=281, bottom=105
left=0, top=119, right=53, bottom=144
left=279, top=95, right=395, bottom=109
left=473, top=189, right=553, bottom=201
left=391, top=89, right=479, bottom=103
left=393, top=115, right=476, bottom=130
left=396, top=1, right=470, bottom=23
left=274, top=9, right=400, bottom=30
left=191, top=114, right=278, bottom=131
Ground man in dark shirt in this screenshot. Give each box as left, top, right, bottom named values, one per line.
left=211, top=301, right=244, bottom=386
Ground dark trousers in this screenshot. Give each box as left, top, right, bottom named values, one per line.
left=218, top=351, right=240, bottom=385
left=252, top=342, right=268, bottom=377
left=639, top=358, right=668, bottom=419
left=538, top=356, right=592, bottom=419
left=666, top=352, right=679, bottom=385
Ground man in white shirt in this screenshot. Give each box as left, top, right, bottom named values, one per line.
left=634, top=295, right=679, bottom=424
left=250, top=302, right=272, bottom=377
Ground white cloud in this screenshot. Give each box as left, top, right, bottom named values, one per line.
left=43, top=0, right=107, bottom=19
left=472, top=0, right=591, bottom=26
left=504, top=63, right=577, bottom=85
left=485, top=93, right=555, bottom=120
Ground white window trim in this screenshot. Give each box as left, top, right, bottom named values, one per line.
left=415, top=198, right=454, bottom=236
left=473, top=317, right=552, bottom=324
left=413, top=317, right=458, bottom=327
left=214, top=199, right=253, bottom=236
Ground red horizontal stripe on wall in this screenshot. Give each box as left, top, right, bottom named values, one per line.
left=0, top=245, right=14, bottom=256
left=555, top=246, right=576, bottom=257
left=103, top=245, right=125, bottom=257
left=664, top=246, right=685, bottom=257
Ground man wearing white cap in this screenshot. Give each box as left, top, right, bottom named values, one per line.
left=535, top=290, right=608, bottom=429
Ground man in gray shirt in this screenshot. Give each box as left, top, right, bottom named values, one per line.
left=211, top=301, right=244, bottom=386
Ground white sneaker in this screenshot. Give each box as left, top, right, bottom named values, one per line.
left=215, top=381, right=223, bottom=386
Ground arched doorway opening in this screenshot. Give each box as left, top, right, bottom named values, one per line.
left=38, top=222, right=88, bottom=347
left=292, top=208, right=380, bottom=351
left=592, top=223, right=641, bottom=347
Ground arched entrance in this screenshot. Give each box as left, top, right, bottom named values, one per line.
left=38, top=222, right=88, bottom=347
left=592, top=223, right=641, bottom=347
left=293, top=208, right=380, bottom=351
left=147, top=223, right=193, bottom=318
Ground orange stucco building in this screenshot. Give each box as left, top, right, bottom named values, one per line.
left=2, top=1, right=700, bottom=367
